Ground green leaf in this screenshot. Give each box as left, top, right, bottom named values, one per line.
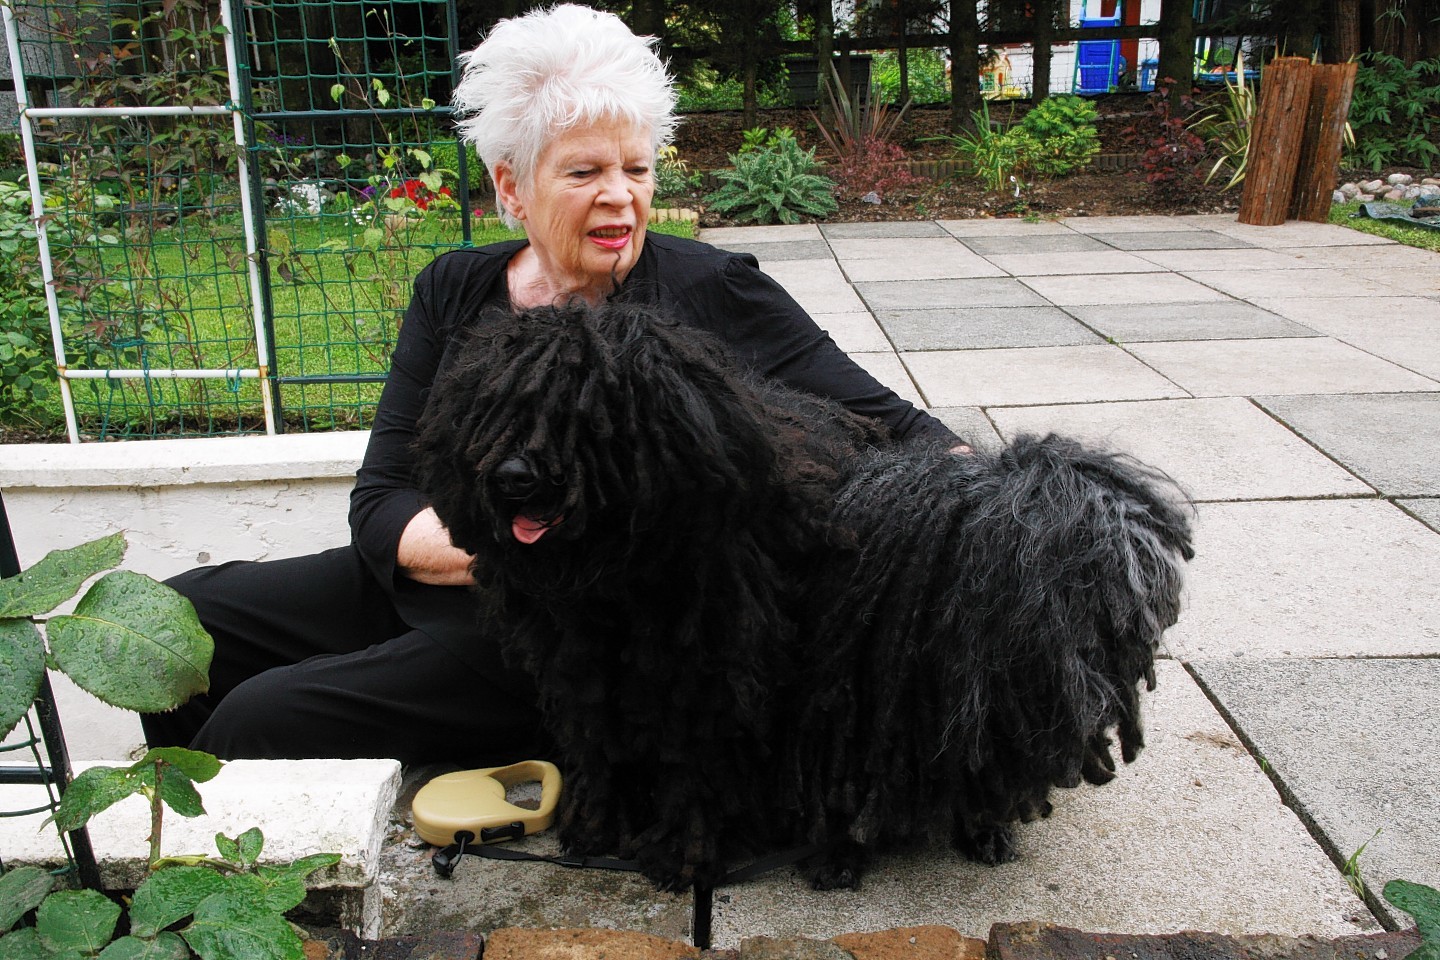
left=35, top=889, right=120, bottom=954
left=129, top=868, right=229, bottom=938
left=1384, top=879, right=1440, bottom=940
left=0, top=534, right=125, bottom=619
left=50, top=766, right=142, bottom=833
left=134, top=748, right=222, bottom=785
left=235, top=828, right=263, bottom=868
left=0, top=928, right=62, bottom=960
left=181, top=887, right=303, bottom=960
left=47, top=571, right=212, bottom=713
left=157, top=769, right=205, bottom=819
left=0, top=867, right=55, bottom=933
left=213, top=834, right=240, bottom=863
left=98, top=933, right=189, bottom=960
left=0, top=620, right=45, bottom=740
left=328, top=83, right=344, bottom=103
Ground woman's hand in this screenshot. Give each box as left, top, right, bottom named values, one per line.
left=397, top=507, right=476, bottom=586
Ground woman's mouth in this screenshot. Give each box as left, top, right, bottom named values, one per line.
left=588, top=226, right=632, bottom=250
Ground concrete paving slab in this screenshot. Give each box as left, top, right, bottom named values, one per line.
left=1065, top=302, right=1319, bottom=343
left=988, top=397, right=1374, bottom=502
left=1164, top=499, right=1440, bottom=659
left=1020, top=273, right=1231, bottom=306
left=700, top=225, right=822, bottom=243
left=713, top=239, right=835, bottom=262
left=958, top=235, right=1111, bottom=256
left=937, top=219, right=1077, bottom=237
left=927, top=406, right=1003, bottom=449
left=1250, top=298, right=1440, bottom=381
left=1283, top=243, right=1440, bottom=273
left=828, top=237, right=965, bottom=260
left=1193, top=220, right=1396, bottom=247
left=813, top=312, right=892, bottom=354
left=1254, top=393, right=1440, bottom=496
left=851, top=351, right=925, bottom=406
left=1358, top=270, right=1440, bottom=297
left=856, top=278, right=1050, bottom=311
left=1400, top=498, right=1440, bottom=531
left=1190, top=657, right=1440, bottom=927
left=839, top=252, right=1006, bottom=282
left=1133, top=249, right=1320, bottom=273
left=1182, top=269, right=1409, bottom=301
left=1061, top=216, right=1206, bottom=233
left=904, top=345, right=1189, bottom=407
left=378, top=825, right=693, bottom=940
left=821, top=222, right=951, bottom=238
left=874, top=307, right=1102, bottom=350
left=763, top=259, right=868, bottom=314
left=1125, top=338, right=1440, bottom=398
left=988, top=251, right=1165, bottom=277
left=1090, top=231, right=1255, bottom=250
left=708, top=661, right=1376, bottom=946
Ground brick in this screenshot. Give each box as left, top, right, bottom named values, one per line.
left=833, top=926, right=986, bottom=960
left=483, top=928, right=699, bottom=960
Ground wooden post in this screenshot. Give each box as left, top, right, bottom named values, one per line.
left=1238, top=57, right=1315, bottom=226
left=1289, top=61, right=1359, bottom=222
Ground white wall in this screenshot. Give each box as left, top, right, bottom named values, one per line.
left=2, top=432, right=369, bottom=759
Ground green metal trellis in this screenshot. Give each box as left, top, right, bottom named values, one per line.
left=3, top=0, right=478, bottom=441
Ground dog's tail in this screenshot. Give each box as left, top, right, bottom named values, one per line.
left=793, top=434, right=1193, bottom=847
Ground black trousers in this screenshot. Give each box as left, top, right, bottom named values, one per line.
left=140, top=545, right=548, bottom=766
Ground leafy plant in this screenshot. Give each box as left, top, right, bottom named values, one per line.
left=704, top=131, right=838, bottom=224
left=1190, top=55, right=1256, bottom=191
left=934, top=101, right=1034, bottom=192
left=0, top=534, right=339, bottom=960
left=871, top=48, right=950, bottom=105
left=653, top=146, right=700, bottom=200
left=829, top=136, right=927, bottom=200
left=1384, top=879, right=1440, bottom=960
left=1122, top=81, right=1209, bottom=204
left=811, top=64, right=911, bottom=162
left=1015, top=95, right=1101, bottom=177
left=0, top=180, right=61, bottom=427
left=1347, top=52, right=1440, bottom=171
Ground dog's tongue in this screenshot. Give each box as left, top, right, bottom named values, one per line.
left=512, top=515, right=553, bottom=545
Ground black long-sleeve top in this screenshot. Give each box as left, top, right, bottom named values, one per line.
left=349, top=233, right=959, bottom=595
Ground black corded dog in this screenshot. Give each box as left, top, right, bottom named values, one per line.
left=415, top=301, right=1193, bottom=892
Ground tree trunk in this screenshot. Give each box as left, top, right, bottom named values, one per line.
left=630, top=0, right=665, bottom=42
left=1327, top=0, right=1361, bottom=61
left=1290, top=61, right=1358, bottom=222
left=1031, top=0, right=1053, bottom=102
left=897, top=0, right=911, bottom=104
left=814, top=0, right=836, bottom=127
left=1238, top=57, right=1314, bottom=225
left=1156, top=0, right=1195, bottom=115
left=949, top=0, right=982, bottom=133
left=742, top=51, right=758, bottom=131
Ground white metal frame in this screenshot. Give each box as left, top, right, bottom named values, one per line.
left=1, top=0, right=277, bottom=441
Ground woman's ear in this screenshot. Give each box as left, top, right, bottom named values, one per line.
left=493, top=162, right=525, bottom=222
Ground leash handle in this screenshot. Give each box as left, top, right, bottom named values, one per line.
left=412, top=760, right=563, bottom=847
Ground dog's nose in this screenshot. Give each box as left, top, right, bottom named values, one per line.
left=494, top=456, right=539, bottom=500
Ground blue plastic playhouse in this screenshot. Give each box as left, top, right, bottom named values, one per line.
left=1073, top=8, right=1122, bottom=95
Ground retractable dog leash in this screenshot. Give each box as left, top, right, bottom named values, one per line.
left=410, top=759, right=823, bottom=949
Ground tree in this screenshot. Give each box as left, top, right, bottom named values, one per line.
left=949, top=0, right=981, bottom=132
left=1156, top=0, right=1195, bottom=113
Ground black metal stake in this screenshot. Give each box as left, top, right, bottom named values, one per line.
left=692, top=881, right=714, bottom=950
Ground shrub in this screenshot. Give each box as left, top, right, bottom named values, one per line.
left=1122, top=82, right=1209, bottom=204
left=871, top=49, right=950, bottom=105
left=1347, top=52, right=1440, bottom=171
left=1189, top=61, right=1255, bottom=190
left=1015, top=95, right=1101, bottom=177
left=704, top=131, right=838, bottom=224
left=0, top=179, right=60, bottom=427
left=934, top=101, right=1033, bottom=192
left=428, top=139, right=488, bottom=196
left=654, top=146, right=700, bottom=200
left=830, top=136, right=928, bottom=200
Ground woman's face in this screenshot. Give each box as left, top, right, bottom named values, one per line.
left=499, top=117, right=655, bottom=299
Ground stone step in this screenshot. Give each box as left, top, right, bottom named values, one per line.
left=0, top=758, right=401, bottom=938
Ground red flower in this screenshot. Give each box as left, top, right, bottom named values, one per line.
left=387, top=179, right=452, bottom=211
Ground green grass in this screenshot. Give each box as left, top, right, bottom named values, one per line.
left=1328, top=199, right=1440, bottom=252
left=35, top=213, right=696, bottom=438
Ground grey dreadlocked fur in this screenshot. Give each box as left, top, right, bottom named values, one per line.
left=415, top=300, right=1194, bottom=892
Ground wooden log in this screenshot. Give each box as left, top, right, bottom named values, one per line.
left=1290, top=61, right=1360, bottom=222
left=1238, top=57, right=1315, bottom=226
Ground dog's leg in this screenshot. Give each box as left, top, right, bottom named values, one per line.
left=952, top=814, right=1019, bottom=866
left=801, top=835, right=868, bottom=890
left=630, top=800, right=722, bottom=893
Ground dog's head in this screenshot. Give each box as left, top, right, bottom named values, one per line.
left=415, top=301, right=795, bottom=577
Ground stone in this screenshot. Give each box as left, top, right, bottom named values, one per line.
left=1333, top=190, right=1346, bottom=204
left=987, top=923, right=1422, bottom=960
left=1361, top=179, right=1386, bottom=193
left=1339, top=183, right=1361, bottom=199
left=1384, top=188, right=1409, bottom=201
left=1358, top=193, right=1375, bottom=202
left=485, top=929, right=699, bottom=960
left=832, top=927, right=985, bottom=960
left=1418, top=185, right=1440, bottom=200
left=1387, top=173, right=1414, bottom=185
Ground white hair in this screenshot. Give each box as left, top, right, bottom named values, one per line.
left=452, top=4, right=678, bottom=227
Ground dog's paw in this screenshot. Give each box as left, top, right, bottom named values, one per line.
left=801, top=839, right=865, bottom=890
left=953, top=821, right=1018, bottom=865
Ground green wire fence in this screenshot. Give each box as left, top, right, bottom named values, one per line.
left=4, top=0, right=483, bottom=441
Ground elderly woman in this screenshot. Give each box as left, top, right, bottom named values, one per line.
left=142, top=4, right=960, bottom=763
